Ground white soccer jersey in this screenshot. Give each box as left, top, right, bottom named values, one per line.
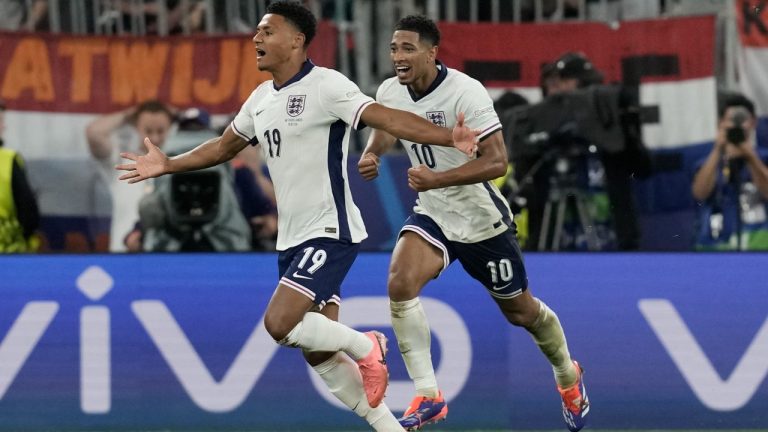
left=376, top=62, right=513, bottom=243
left=232, top=61, right=373, bottom=250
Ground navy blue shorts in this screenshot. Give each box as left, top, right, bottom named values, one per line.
left=278, top=238, right=360, bottom=308
left=400, top=213, right=528, bottom=300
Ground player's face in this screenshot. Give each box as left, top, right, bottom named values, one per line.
left=253, top=14, right=302, bottom=72
left=390, top=30, right=436, bottom=85
left=136, top=111, right=172, bottom=148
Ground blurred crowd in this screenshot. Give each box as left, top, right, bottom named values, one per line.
left=0, top=0, right=765, bottom=254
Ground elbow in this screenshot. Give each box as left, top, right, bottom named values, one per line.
left=488, top=155, right=508, bottom=179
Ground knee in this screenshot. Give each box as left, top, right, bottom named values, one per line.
left=504, top=310, right=535, bottom=327
left=387, top=267, right=424, bottom=302
left=263, top=311, right=295, bottom=343
left=501, top=301, right=539, bottom=328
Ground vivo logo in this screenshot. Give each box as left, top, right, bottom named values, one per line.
left=0, top=266, right=472, bottom=414
left=639, top=299, right=768, bottom=411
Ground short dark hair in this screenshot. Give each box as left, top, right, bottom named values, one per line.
left=0, top=99, right=5, bottom=111
left=133, top=100, right=174, bottom=123
left=395, top=15, right=440, bottom=47
left=718, top=92, right=756, bottom=120
left=266, top=0, right=317, bottom=47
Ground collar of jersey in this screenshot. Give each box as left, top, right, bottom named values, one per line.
left=407, top=60, right=448, bottom=102
left=273, top=59, right=316, bottom=91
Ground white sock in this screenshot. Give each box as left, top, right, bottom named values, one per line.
left=313, top=352, right=403, bottom=432
left=527, top=298, right=579, bottom=388
left=280, top=312, right=373, bottom=360
left=390, top=298, right=439, bottom=398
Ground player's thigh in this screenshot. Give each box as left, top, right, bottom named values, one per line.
left=389, top=233, right=448, bottom=301
left=267, top=238, right=359, bottom=339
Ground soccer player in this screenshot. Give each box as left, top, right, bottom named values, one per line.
left=116, top=2, right=476, bottom=431
left=357, top=15, right=590, bottom=431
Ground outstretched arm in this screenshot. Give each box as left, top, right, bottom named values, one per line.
left=360, top=103, right=477, bottom=156
left=407, top=131, right=508, bottom=192
left=116, top=125, right=249, bottom=184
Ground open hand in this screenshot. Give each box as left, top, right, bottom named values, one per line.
left=407, top=164, right=440, bottom=191
left=115, top=137, right=169, bottom=183
left=358, top=152, right=381, bottom=180
left=452, top=112, right=479, bottom=157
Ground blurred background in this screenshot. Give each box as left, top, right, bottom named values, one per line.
left=2, top=0, right=767, bottom=254
left=1, top=2, right=767, bottom=431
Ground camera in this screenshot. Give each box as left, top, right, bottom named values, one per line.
left=170, top=171, right=221, bottom=226
left=504, top=84, right=628, bottom=163
left=726, top=126, right=746, bottom=145
left=725, top=107, right=750, bottom=145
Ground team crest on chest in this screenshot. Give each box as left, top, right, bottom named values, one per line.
left=287, top=95, right=306, bottom=117
left=426, top=111, right=446, bottom=127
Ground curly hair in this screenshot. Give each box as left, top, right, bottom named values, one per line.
left=395, top=15, right=440, bottom=47
left=266, top=0, right=317, bottom=47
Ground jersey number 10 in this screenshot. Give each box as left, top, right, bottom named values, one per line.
left=410, top=144, right=436, bottom=168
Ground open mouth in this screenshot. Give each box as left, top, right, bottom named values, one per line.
left=395, top=65, right=411, bottom=78
left=256, top=48, right=266, bottom=59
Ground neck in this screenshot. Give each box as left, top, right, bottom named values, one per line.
left=271, top=55, right=307, bottom=87
left=409, top=63, right=439, bottom=97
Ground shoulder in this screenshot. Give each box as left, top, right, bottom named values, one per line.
left=312, top=66, right=351, bottom=83
left=376, top=76, right=400, bottom=101
left=244, top=81, right=271, bottom=102
left=446, top=67, right=487, bottom=93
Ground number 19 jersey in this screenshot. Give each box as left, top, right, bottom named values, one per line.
left=232, top=61, right=374, bottom=250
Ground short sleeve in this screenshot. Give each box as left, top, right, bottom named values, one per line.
left=457, top=79, right=502, bottom=141
left=319, top=71, right=375, bottom=130
left=231, top=89, right=260, bottom=145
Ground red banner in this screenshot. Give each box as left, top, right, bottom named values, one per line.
left=0, top=22, right=337, bottom=113
left=438, top=16, right=715, bottom=88
left=736, top=0, right=768, bottom=47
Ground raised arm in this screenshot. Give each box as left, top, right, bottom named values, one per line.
left=116, top=125, right=249, bottom=184
left=358, top=128, right=398, bottom=181
left=360, top=103, right=477, bottom=156
left=86, top=107, right=135, bottom=160
left=407, top=131, right=508, bottom=192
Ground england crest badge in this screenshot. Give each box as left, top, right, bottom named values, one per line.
left=426, top=111, right=446, bottom=127
left=287, top=95, right=306, bottom=117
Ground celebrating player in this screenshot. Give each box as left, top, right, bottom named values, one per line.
left=358, top=15, right=590, bottom=432
left=116, top=2, right=477, bottom=431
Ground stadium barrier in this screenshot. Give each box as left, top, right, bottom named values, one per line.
left=0, top=253, right=766, bottom=430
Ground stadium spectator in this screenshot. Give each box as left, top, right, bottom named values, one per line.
left=692, top=92, right=768, bottom=250
left=0, top=99, right=40, bottom=252
left=86, top=100, right=174, bottom=252
left=115, top=2, right=477, bottom=430
left=232, top=150, right=278, bottom=251
left=359, top=16, right=589, bottom=431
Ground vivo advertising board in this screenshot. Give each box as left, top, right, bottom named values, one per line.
left=0, top=253, right=766, bottom=430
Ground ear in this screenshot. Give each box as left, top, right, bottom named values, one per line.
left=294, top=32, right=306, bottom=49
left=428, top=45, right=438, bottom=63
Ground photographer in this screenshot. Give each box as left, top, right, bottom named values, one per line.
left=691, top=93, right=768, bottom=250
